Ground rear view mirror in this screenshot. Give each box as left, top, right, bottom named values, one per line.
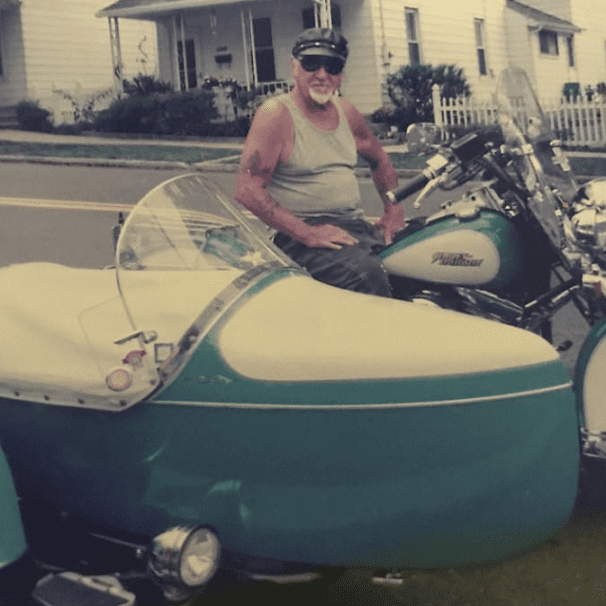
left=406, top=123, right=442, bottom=155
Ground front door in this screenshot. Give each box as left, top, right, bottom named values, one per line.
left=253, top=17, right=276, bottom=83
left=177, top=38, right=197, bottom=89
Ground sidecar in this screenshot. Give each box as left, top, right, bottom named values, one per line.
left=0, top=174, right=580, bottom=598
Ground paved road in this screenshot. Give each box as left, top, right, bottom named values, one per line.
left=0, top=162, right=443, bottom=266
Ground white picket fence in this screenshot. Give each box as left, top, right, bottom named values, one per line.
left=432, top=83, right=606, bottom=146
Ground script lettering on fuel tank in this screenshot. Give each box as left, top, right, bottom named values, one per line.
left=431, top=252, right=484, bottom=267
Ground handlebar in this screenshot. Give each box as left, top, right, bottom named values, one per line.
left=386, top=172, right=431, bottom=204
left=385, top=133, right=490, bottom=206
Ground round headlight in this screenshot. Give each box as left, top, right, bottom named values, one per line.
left=149, top=526, right=220, bottom=599
left=179, top=527, right=220, bottom=587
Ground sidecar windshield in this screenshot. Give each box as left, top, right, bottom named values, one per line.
left=496, top=67, right=573, bottom=247
left=114, top=174, right=293, bottom=376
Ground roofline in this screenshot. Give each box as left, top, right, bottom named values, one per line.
left=506, top=0, right=582, bottom=34
left=96, top=0, right=254, bottom=19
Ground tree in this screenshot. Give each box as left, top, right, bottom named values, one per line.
left=385, top=63, right=470, bottom=129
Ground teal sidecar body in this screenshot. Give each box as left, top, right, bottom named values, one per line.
left=0, top=175, right=580, bottom=577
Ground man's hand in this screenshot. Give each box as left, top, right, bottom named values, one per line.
left=300, top=224, right=358, bottom=249
left=376, top=204, right=405, bottom=245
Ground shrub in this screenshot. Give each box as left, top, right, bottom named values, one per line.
left=52, top=86, right=114, bottom=124
left=158, top=90, right=218, bottom=136
left=94, top=94, right=163, bottom=134
left=15, top=100, right=53, bottom=132
left=94, top=89, right=217, bottom=136
left=384, top=63, right=470, bottom=132
left=122, top=74, right=173, bottom=97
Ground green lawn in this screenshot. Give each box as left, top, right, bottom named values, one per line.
left=0, top=139, right=433, bottom=170
left=0, top=140, right=241, bottom=163
left=0, top=139, right=603, bottom=177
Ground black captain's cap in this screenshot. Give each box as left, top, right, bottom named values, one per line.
left=292, top=28, right=349, bottom=61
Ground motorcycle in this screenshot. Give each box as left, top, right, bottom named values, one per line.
left=383, top=67, right=606, bottom=461
left=0, top=67, right=595, bottom=603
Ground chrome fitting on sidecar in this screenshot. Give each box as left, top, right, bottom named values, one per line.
left=148, top=525, right=220, bottom=601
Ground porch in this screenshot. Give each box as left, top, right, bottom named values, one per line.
left=97, top=0, right=335, bottom=103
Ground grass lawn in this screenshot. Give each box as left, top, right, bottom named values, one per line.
left=0, top=138, right=434, bottom=170
left=0, top=140, right=241, bottom=163
left=569, top=155, right=606, bottom=178
left=1, top=138, right=603, bottom=177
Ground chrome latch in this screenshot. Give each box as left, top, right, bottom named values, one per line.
left=114, top=330, right=158, bottom=346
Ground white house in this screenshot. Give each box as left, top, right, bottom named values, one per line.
left=0, top=0, right=156, bottom=123
left=95, top=0, right=606, bottom=117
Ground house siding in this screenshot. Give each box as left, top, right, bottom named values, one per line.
left=376, top=0, right=510, bottom=101
left=570, top=0, right=606, bottom=91
left=2, top=0, right=156, bottom=118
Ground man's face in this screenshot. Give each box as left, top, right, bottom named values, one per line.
left=291, top=54, right=344, bottom=106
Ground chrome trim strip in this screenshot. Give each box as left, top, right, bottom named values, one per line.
left=153, top=381, right=572, bottom=410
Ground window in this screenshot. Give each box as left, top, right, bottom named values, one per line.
left=474, top=19, right=487, bottom=75
left=177, top=39, right=197, bottom=89
left=539, top=29, right=559, bottom=55
left=566, top=36, right=575, bottom=67
left=302, top=3, right=341, bottom=29
left=253, top=17, right=276, bottom=83
left=405, top=8, right=421, bottom=65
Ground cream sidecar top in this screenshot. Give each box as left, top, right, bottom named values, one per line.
left=0, top=261, right=242, bottom=409
left=0, top=259, right=566, bottom=410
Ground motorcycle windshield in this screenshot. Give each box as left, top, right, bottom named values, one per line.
left=496, top=67, right=574, bottom=248
left=114, top=174, right=293, bottom=389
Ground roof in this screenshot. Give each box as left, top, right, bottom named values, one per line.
left=97, top=0, right=257, bottom=19
left=506, top=0, right=581, bottom=34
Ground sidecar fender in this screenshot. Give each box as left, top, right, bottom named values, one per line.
left=0, top=442, right=27, bottom=570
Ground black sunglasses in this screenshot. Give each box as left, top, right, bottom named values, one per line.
left=298, top=55, right=345, bottom=76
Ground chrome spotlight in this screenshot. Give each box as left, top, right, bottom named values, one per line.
left=148, top=526, right=220, bottom=601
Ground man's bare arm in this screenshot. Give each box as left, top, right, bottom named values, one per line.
left=341, top=99, right=405, bottom=243
left=340, top=98, right=398, bottom=201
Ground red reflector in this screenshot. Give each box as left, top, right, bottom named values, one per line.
left=106, top=367, right=132, bottom=391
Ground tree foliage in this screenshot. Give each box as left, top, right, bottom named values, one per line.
left=384, top=64, right=471, bottom=129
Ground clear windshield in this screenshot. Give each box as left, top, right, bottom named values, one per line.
left=114, top=174, right=293, bottom=379
left=496, top=67, right=575, bottom=248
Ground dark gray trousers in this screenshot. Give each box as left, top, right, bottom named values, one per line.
left=273, top=216, right=392, bottom=297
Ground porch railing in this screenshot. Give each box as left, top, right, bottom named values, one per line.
left=432, top=83, right=606, bottom=146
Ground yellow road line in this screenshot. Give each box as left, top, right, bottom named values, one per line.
left=0, top=196, right=132, bottom=212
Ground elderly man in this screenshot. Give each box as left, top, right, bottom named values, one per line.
left=235, top=27, right=404, bottom=296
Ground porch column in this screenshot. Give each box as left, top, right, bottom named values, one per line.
left=240, top=8, right=252, bottom=89
left=314, top=0, right=332, bottom=28
left=108, top=17, right=123, bottom=91
left=180, top=13, right=189, bottom=89
left=172, top=16, right=181, bottom=91
left=248, top=7, right=258, bottom=87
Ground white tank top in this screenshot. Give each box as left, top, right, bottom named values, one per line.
left=266, top=94, right=363, bottom=218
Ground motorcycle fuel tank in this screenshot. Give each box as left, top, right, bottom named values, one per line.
left=381, top=208, right=523, bottom=289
